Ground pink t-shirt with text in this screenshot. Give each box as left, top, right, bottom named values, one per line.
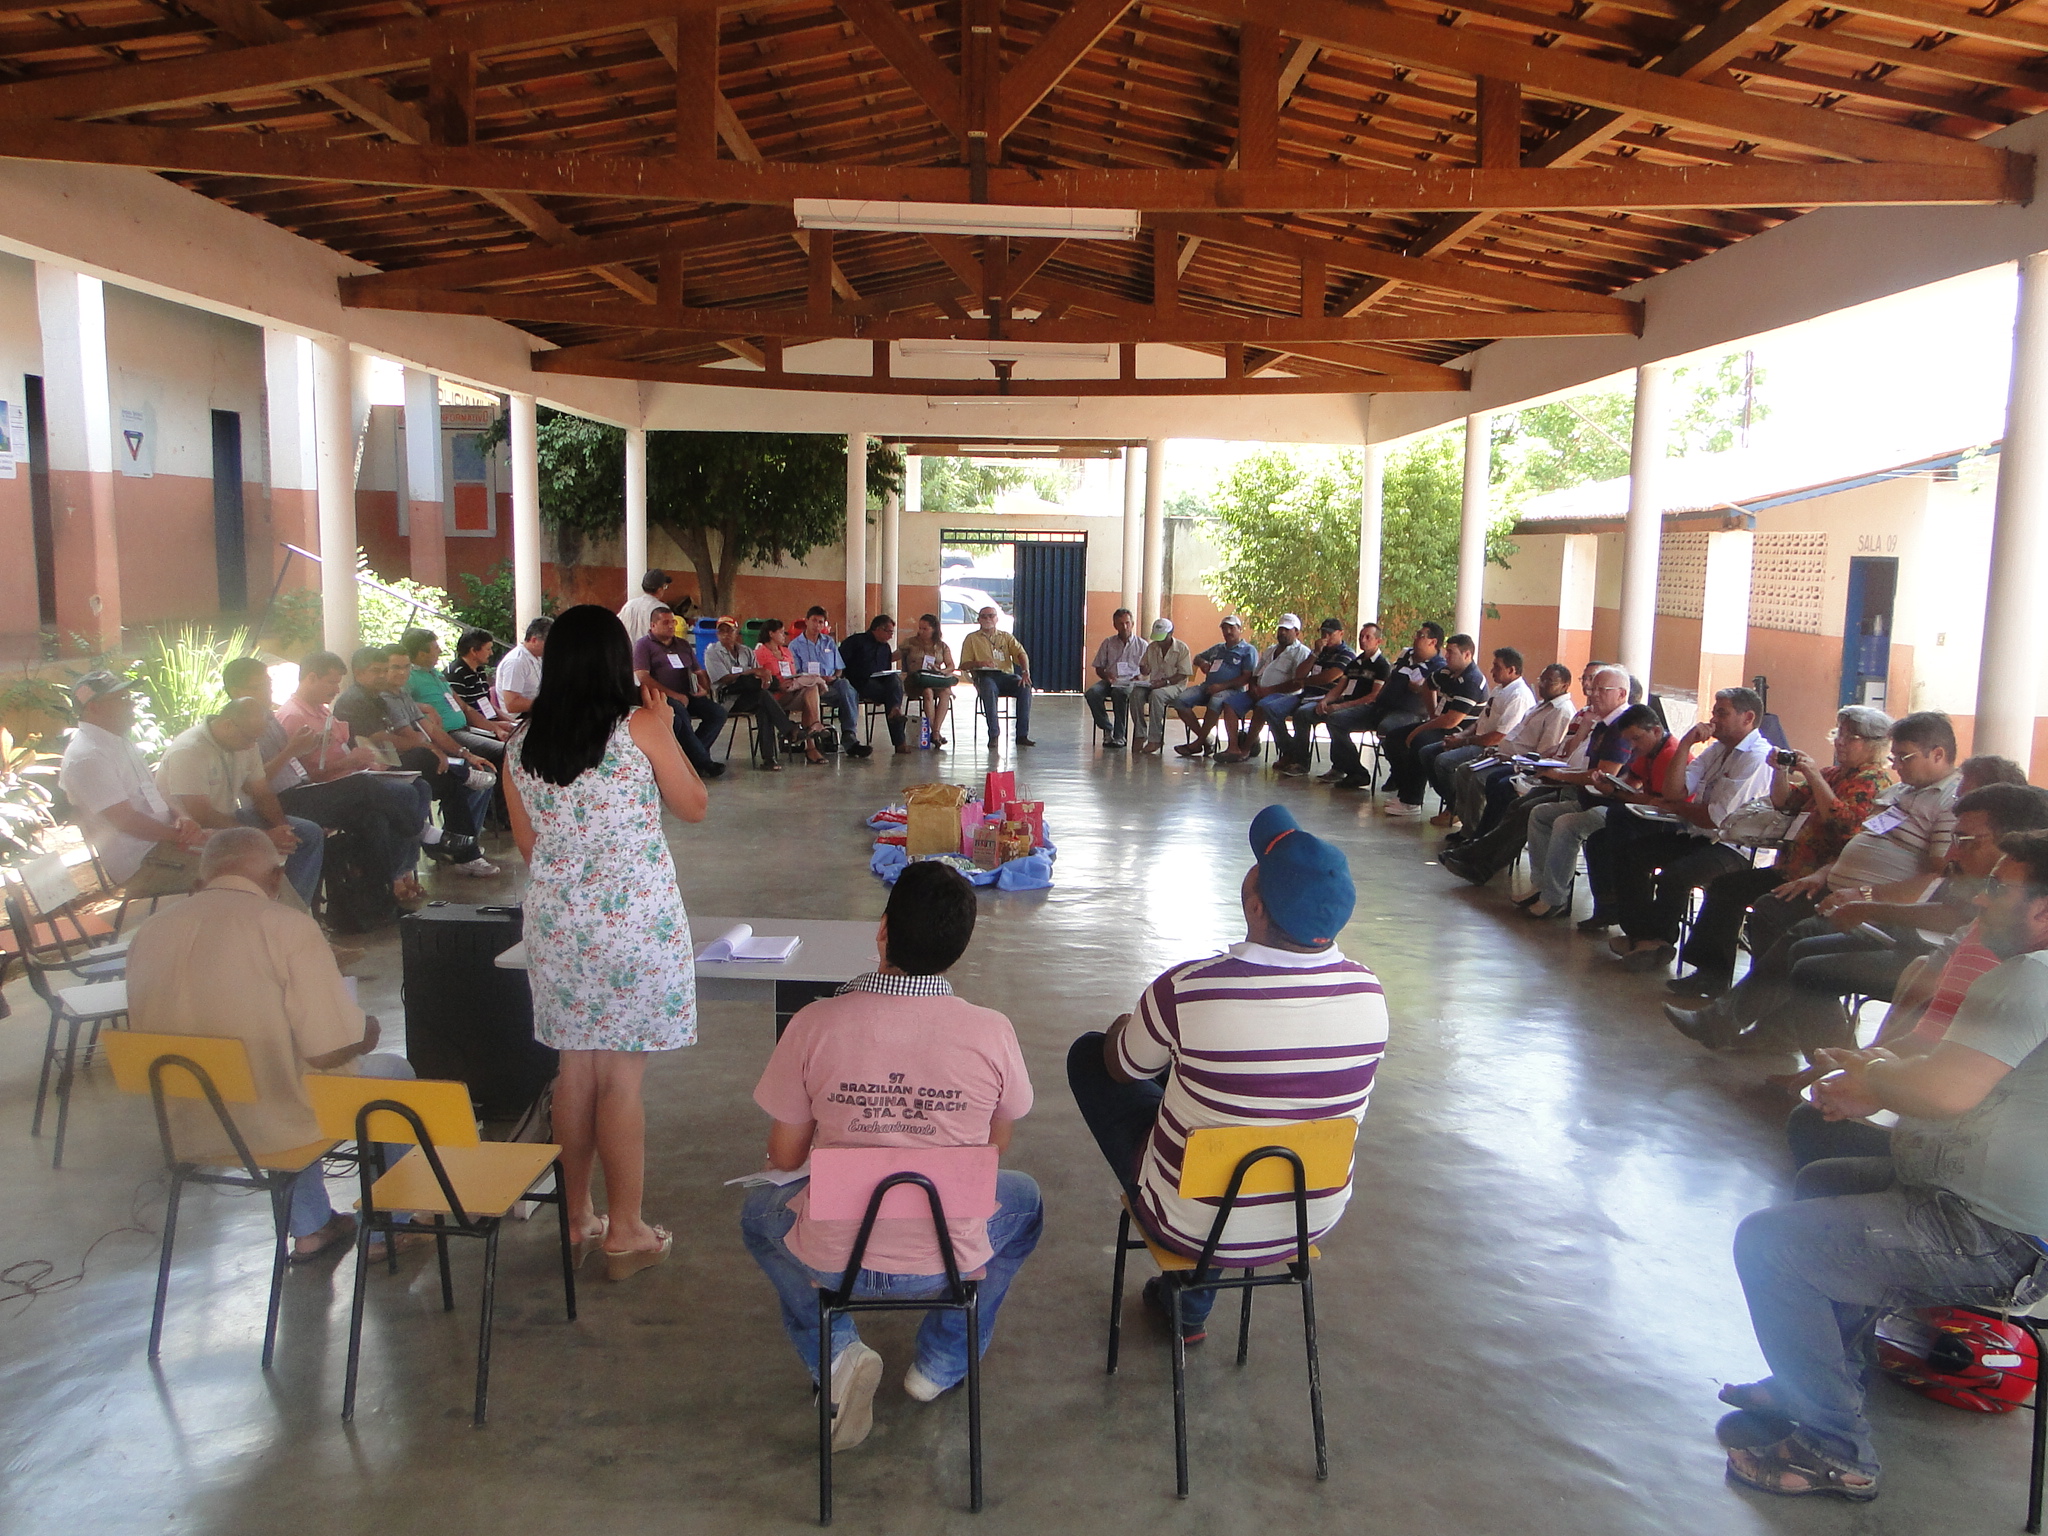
left=753, top=989, right=1033, bottom=1274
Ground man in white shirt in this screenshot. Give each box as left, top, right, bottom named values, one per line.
left=1605, top=685, right=1777, bottom=971
left=1219, top=615, right=1313, bottom=763
left=57, top=671, right=207, bottom=898
left=495, top=616, right=550, bottom=714
left=1416, top=646, right=1533, bottom=819
left=1437, top=661, right=1575, bottom=830
left=157, top=697, right=326, bottom=908
left=618, top=570, right=674, bottom=642
left=1084, top=608, right=1149, bottom=749
left=1130, top=619, right=1194, bottom=756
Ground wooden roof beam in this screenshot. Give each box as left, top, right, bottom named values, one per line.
left=835, top=0, right=967, bottom=142
left=530, top=354, right=1463, bottom=395
left=14, top=119, right=2023, bottom=210
left=994, top=0, right=1133, bottom=139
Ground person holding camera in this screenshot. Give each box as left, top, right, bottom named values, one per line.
left=1669, top=705, right=1896, bottom=998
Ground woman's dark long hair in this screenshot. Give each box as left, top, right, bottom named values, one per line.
left=517, top=604, right=641, bottom=786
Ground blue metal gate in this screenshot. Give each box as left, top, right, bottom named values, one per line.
left=1013, top=539, right=1087, bottom=692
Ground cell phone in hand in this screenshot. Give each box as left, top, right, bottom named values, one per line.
left=1852, top=923, right=1896, bottom=946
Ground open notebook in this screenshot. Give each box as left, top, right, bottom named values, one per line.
left=695, top=923, right=802, bottom=963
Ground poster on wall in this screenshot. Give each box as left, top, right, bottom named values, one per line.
left=0, top=398, right=13, bottom=478
left=118, top=405, right=154, bottom=477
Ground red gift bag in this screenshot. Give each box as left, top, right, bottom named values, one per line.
left=983, top=770, right=1017, bottom=811
left=1003, top=800, right=1044, bottom=846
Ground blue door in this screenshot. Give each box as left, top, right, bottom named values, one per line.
left=1013, top=541, right=1087, bottom=693
left=1838, top=556, right=1897, bottom=708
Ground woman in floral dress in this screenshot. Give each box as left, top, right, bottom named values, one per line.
left=504, top=604, right=708, bottom=1281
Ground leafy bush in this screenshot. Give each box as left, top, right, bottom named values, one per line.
left=132, top=623, right=249, bottom=739
left=451, top=561, right=555, bottom=645
left=0, top=727, right=60, bottom=868
left=256, top=550, right=467, bottom=653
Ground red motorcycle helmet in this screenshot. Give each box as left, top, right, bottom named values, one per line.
left=1875, top=1308, right=2038, bottom=1414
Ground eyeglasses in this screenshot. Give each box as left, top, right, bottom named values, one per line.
left=1890, top=748, right=1922, bottom=765
left=1953, top=833, right=1995, bottom=846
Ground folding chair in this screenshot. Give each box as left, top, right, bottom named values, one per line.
left=1105, top=1118, right=1357, bottom=1498
left=808, top=1145, right=998, bottom=1524
left=8, top=891, right=130, bottom=1168
left=1994, top=1303, right=2048, bottom=1532
left=102, top=1032, right=339, bottom=1366
left=3, top=853, right=130, bottom=976
left=719, top=706, right=762, bottom=764
left=304, top=1073, right=576, bottom=1426
left=860, top=698, right=892, bottom=750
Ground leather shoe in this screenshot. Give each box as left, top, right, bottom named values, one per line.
left=1666, top=971, right=1729, bottom=998
left=1618, top=942, right=1676, bottom=973
left=1664, top=1000, right=1731, bottom=1049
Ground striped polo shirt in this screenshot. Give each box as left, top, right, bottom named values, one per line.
left=1114, top=942, right=1389, bottom=1266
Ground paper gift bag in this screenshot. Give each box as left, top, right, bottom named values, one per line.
left=996, top=820, right=1034, bottom=864
left=983, top=769, right=1017, bottom=811
left=904, top=782, right=970, bottom=857
left=959, top=800, right=985, bottom=856
left=972, top=817, right=1006, bottom=870
left=1002, top=800, right=1044, bottom=846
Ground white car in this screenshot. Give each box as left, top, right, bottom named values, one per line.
left=940, top=584, right=1012, bottom=660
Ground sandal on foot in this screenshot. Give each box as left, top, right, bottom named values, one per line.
left=289, top=1212, right=357, bottom=1264
left=572, top=1215, right=610, bottom=1269
left=604, top=1225, right=673, bottom=1282
left=1720, top=1419, right=1877, bottom=1502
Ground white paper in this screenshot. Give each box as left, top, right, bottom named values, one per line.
left=696, top=923, right=801, bottom=963
left=723, top=1164, right=808, bottom=1189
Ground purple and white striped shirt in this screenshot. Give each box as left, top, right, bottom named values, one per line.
left=1114, top=941, right=1388, bottom=1266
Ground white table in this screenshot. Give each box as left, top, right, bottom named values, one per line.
left=495, top=912, right=877, bottom=1033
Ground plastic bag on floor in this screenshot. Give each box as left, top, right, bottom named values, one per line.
left=995, top=853, right=1053, bottom=891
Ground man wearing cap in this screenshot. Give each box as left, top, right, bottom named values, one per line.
left=1129, top=619, right=1193, bottom=756
left=58, top=671, right=210, bottom=899
left=1066, top=806, right=1390, bottom=1343
left=1220, top=616, right=1314, bottom=764
left=1084, top=608, right=1149, bottom=750
left=1170, top=617, right=1259, bottom=758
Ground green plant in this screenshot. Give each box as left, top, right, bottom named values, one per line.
left=0, top=727, right=60, bottom=867
left=0, top=675, right=74, bottom=744
left=256, top=552, right=469, bottom=653
left=452, top=561, right=555, bottom=643
left=265, top=587, right=323, bottom=649
left=132, top=623, right=249, bottom=739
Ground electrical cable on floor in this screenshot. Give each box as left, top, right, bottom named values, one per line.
left=0, top=1172, right=166, bottom=1321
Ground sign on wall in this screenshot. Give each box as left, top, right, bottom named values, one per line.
left=0, top=397, right=14, bottom=478
left=118, top=405, right=154, bottom=477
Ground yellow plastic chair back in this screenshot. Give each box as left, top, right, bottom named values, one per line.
left=303, top=1073, right=480, bottom=1147
left=104, top=1032, right=257, bottom=1104
left=1177, top=1119, right=1357, bottom=1200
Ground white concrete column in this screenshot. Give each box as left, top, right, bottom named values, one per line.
left=1120, top=444, right=1143, bottom=616
left=1978, top=248, right=2048, bottom=768
left=1140, top=439, right=1166, bottom=626
left=1698, top=527, right=1756, bottom=707
left=904, top=453, right=922, bottom=512
left=35, top=266, right=121, bottom=647
left=311, top=335, right=358, bottom=655
left=1357, top=440, right=1384, bottom=634
left=1456, top=412, right=1491, bottom=640
left=844, top=430, right=868, bottom=631
left=1619, top=361, right=1671, bottom=690
left=263, top=329, right=319, bottom=595
left=624, top=426, right=648, bottom=602
left=401, top=367, right=446, bottom=591
left=509, top=391, right=542, bottom=634
left=880, top=488, right=901, bottom=621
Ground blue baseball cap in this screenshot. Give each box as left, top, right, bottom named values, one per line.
left=1248, top=805, right=1355, bottom=947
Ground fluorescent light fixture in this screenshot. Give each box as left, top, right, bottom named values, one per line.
left=924, top=396, right=1082, bottom=408
left=896, top=339, right=1111, bottom=363
left=795, top=198, right=1140, bottom=241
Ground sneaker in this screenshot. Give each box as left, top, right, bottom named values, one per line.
left=452, top=856, right=501, bottom=878
left=1382, top=800, right=1422, bottom=818
left=1316, top=767, right=1348, bottom=782
left=1106, top=736, right=1127, bottom=750
left=1141, top=1276, right=1207, bottom=1344
left=827, top=1341, right=884, bottom=1450
left=903, top=1362, right=950, bottom=1402
left=1277, top=760, right=1309, bottom=777
left=421, top=838, right=469, bottom=865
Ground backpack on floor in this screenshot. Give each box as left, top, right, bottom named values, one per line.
left=812, top=726, right=839, bottom=755
left=320, top=827, right=397, bottom=934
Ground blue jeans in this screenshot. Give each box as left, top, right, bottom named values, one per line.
left=1065, top=1033, right=1216, bottom=1326
left=286, top=1053, right=415, bottom=1237
left=740, top=1170, right=1044, bottom=1390
left=973, top=672, right=1031, bottom=742
left=818, top=677, right=862, bottom=740
left=1430, top=742, right=1489, bottom=801
left=237, top=809, right=324, bottom=907
left=1084, top=680, right=1136, bottom=737
left=1732, top=1156, right=2044, bottom=1471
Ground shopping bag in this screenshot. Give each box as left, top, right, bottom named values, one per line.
left=1002, top=800, right=1043, bottom=845
left=983, top=769, right=1017, bottom=810
left=904, top=782, right=970, bottom=857
left=959, top=800, right=984, bottom=856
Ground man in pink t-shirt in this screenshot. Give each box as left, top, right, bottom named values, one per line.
left=741, top=862, right=1040, bottom=1452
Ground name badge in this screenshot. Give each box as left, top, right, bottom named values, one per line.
left=807, top=661, right=823, bottom=675
left=1861, top=806, right=1906, bottom=836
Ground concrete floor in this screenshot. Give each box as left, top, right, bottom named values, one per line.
left=0, top=698, right=2025, bottom=1535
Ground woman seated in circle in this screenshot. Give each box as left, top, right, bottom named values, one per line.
left=897, top=612, right=960, bottom=749
left=753, top=618, right=828, bottom=750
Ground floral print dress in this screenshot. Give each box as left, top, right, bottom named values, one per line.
left=509, top=717, right=696, bottom=1052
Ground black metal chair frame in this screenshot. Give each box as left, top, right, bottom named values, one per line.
left=8, top=891, right=129, bottom=1169
left=341, top=1098, right=576, bottom=1428
left=138, top=1052, right=312, bottom=1368
left=1106, top=1146, right=1327, bottom=1499
left=719, top=705, right=763, bottom=764
left=1944, top=1305, right=2048, bottom=1532
left=816, top=1170, right=982, bottom=1525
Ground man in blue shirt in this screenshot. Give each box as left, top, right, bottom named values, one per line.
left=1324, top=622, right=1446, bottom=789
left=1170, top=617, right=1259, bottom=757
left=789, top=606, right=874, bottom=760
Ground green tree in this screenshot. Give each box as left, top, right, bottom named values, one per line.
left=495, top=411, right=901, bottom=614
left=916, top=457, right=1033, bottom=513
left=1670, top=351, right=1769, bottom=455
left=1198, top=440, right=1517, bottom=641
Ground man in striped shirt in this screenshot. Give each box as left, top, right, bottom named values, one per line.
left=1066, top=804, right=1388, bottom=1343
